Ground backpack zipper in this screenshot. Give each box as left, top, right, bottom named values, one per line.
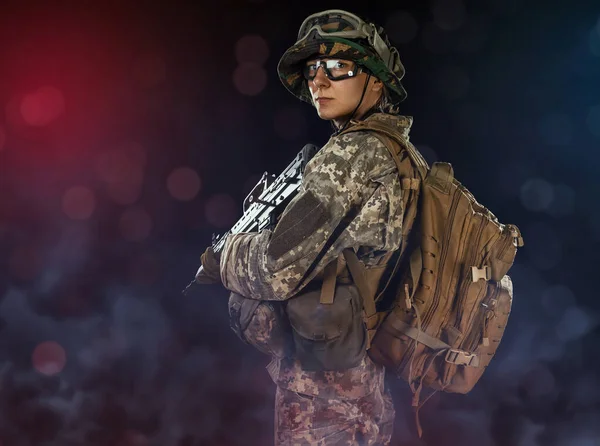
left=453, top=216, right=487, bottom=331
left=422, top=188, right=462, bottom=328
left=397, top=188, right=461, bottom=375
left=462, top=283, right=500, bottom=352
left=496, top=225, right=514, bottom=261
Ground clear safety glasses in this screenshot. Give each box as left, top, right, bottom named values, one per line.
left=302, top=59, right=363, bottom=81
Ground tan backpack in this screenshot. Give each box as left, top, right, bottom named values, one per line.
left=338, top=118, right=524, bottom=435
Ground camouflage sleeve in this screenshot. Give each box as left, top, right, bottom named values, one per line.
left=219, top=132, right=398, bottom=301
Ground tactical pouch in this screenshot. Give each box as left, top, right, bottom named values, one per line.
left=228, top=292, right=294, bottom=358
left=285, top=283, right=367, bottom=371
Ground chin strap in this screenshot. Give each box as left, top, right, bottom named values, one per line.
left=332, top=73, right=372, bottom=136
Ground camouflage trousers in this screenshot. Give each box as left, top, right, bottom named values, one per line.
left=274, top=384, right=395, bottom=445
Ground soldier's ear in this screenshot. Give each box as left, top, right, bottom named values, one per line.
left=371, top=78, right=383, bottom=93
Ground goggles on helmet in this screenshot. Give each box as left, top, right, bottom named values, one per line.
left=297, top=9, right=397, bottom=72
left=302, top=59, right=363, bottom=81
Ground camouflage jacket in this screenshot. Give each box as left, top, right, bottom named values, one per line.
left=219, top=113, right=413, bottom=397
left=219, top=112, right=412, bottom=301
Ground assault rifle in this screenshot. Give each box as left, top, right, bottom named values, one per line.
left=183, top=144, right=319, bottom=294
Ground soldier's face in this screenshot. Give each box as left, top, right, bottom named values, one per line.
left=306, top=58, right=383, bottom=123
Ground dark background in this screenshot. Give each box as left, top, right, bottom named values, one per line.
left=0, top=0, right=599, bottom=445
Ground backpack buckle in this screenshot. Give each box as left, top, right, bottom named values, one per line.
left=401, top=178, right=420, bottom=190
left=445, top=349, right=480, bottom=367
left=471, top=265, right=491, bottom=282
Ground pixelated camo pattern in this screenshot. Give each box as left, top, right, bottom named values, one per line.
left=220, top=112, right=413, bottom=303
left=220, top=113, right=410, bottom=444
left=243, top=301, right=291, bottom=358
left=274, top=369, right=395, bottom=445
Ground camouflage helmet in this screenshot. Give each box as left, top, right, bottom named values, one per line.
left=277, top=10, right=407, bottom=105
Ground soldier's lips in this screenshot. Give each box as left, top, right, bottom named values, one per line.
left=316, top=98, right=332, bottom=104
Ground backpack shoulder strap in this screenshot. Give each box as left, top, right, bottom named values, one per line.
left=342, top=118, right=425, bottom=243
left=342, top=248, right=379, bottom=348
left=340, top=118, right=430, bottom=303
left=342, top=119, right=430, bottom=181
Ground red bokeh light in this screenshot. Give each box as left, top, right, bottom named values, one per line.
left=166, top=167, right=201, bottom=201
left=32, top=341, right=67, bottom=376
left=119, top=207, right=153, bottom=242
left=235, top=34, right=270, bottom=65
left=19, top=86, right=66, bottom=126
left=62, top=186, right=96, bottom=220
left=232, top=64, right=267, bottom=96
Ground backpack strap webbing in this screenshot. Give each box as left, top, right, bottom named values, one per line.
left=342, top=248, right=379, bottom=347
left=343, top=119, right=430, bottom=180
left=341, top=119, right=430, bottom=305
left=319, top=255, right=341, bottom=305
left=340, top=118, right=428, bottom=255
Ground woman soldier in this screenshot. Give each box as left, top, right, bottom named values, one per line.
left=198, top=9, right=415, bottom=445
